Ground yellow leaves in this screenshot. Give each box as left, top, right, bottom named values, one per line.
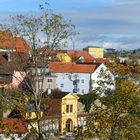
left=107, top=61, right=140, bottom=77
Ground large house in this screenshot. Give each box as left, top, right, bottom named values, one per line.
left=43, top=91, right=79, bottom=133
left=0, top=118, right=28, bottom=140
left=49, top=62, right=115, bottom=95
left=57, top=50, right=93, bottom=63
left=0, top=30, right=30, bottom=53
left=0, top=54, right=26, bottom=89
left=84, top=46, right=104, bottom=58
left=41, top=91, right=88, bottom=134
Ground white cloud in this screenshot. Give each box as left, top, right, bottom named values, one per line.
left=71, top=39, right=132, bottom=51
left=0, top=1, right=140, bottom=50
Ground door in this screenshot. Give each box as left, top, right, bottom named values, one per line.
left=66, top=119, right=73, bottom=132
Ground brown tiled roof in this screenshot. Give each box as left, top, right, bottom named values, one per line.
left=67, top=50, right=93, bottom=62
left=0, top=30, right=30, bottom=52
left=0, top=118, right=28, bottom=133
left=49, top=91, right=70, bottom=99
left=42, top=90, right=70, bottom=99
left=49, top=62, right=97, bottom=73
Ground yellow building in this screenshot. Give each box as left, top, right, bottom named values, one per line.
left=60, top=93, right=79, bottom=133
left=84, top=46, right=104, bottom=58
left=25, top=91, right=82, bottom=134
left=43, top=91, right=79, bottom=133
left=26, top=111, right=43, bottom=120
left=57, top=52, right=71, bottom=62
left=57, top=50, right=94, bottom=63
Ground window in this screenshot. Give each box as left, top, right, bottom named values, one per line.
left=81, top=89, right=84, bottom=93
left=66, top=105, right=69, bottom=113
left=92, top=80, right=95, bottom=84
left=70, top=105, right=73, bottom=112
left=48, top=79, right=52, bottom=82
left=60, top=84, right=64, bottom=88
left=38, top=79, right=43, bottom=91
left=28, top=112, right=32, bottom=118
left=66, top=104, right=73, bottom=113
left=81, top=79, right=84, bottom=83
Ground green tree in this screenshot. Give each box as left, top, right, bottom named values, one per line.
left=77, top=80, right=140, bottom=140
left=78, top=92, right=97, bottom=113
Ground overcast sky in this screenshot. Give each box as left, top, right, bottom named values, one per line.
left=0, top=0, right=140, bottom=50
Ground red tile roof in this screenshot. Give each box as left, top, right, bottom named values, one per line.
left=0, top=118, right=28, bottom=133
left=93, top=58, right=109, bottom=64
left=67, top=50, right=93, bottom=62
left=0, top=30, right=30, bottom=52
left=49, top=62, right=97, bottom=73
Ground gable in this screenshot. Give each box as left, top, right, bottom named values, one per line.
left=62, top=93, right=79, bottom=100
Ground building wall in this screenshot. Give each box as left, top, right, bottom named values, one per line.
left=35, top=75, right=57, bottom=93
left=84, top=47, right=104, bottom=58
left=57, top=53, right=71, bottom=62
left=53, top=73, right=90, bottom=94
left=41, top=93, right=79, bottom=133
left=8, top=71, right=26, bottom=88
left=91, top=64, right=115, bottom=96
left=42, top=118, right=59, bottom=132
left=26, top=111, right=43, bottom=120
left=77, top=116, right=87, bottom=127
left=60, top=94, right=78, bottom=133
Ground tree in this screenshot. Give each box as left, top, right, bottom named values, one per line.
left=76, top=80, right=140, bottom=140
left=78, top=92, right=97, bottom=113
left=0, top=2, right=76, bottom=140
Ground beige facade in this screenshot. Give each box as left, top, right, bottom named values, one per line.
left=26, top=92, right=87, bottom=134
left=84, top=46, right=104, bottom=58
left=60, top=94, right=78, bottom=133
left=42, top=92, right=79, bottom=133
left=35, top=75, right=57, bottom=93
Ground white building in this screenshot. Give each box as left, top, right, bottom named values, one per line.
left=49, top=62, right=115, bottom=95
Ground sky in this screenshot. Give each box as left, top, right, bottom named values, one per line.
left=0, top=0, right=140, bottom=50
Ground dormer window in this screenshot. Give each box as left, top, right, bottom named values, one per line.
left=79, top=56, right=84, bottom=63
